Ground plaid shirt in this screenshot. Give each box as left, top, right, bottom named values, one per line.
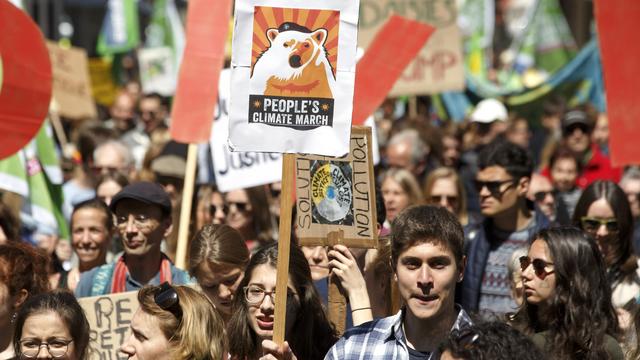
left=324, top=306, right=472, bottom=360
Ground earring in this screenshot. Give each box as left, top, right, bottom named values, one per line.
left=10, top=312, right=17, bottom=324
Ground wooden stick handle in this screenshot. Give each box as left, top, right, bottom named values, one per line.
left=328, top=275, right=347, bottom=335
left=175, top=143, right=198, bottom=269
left=273, top=153, right=296, bottom=345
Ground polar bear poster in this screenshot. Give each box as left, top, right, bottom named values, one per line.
left=229, top=1, right=359, bottom=156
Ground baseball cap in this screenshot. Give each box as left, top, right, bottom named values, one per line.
left=562, top=110, right=592, bottom=134
left=470, top=99, right=508, bottom=124
left=109, top=181, right=172, bottom=215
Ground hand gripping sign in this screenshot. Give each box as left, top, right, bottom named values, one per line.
left=229, top=0, right=360, bottom=157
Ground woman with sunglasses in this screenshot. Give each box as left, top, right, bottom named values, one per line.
left=572, top=180, right=639, bottom=313
left=120, top=283, right=226, bottom=359
left=13, top=290, right=90, bottom=360
left=225, top=186, right=276, bottom=253
left=227, top=242, right=338, bottom=360
left=509, top=227, right=622, bottom=359
left=189, top=224, right=250, bottom=324
left=423, top=167, right=470, bottom=225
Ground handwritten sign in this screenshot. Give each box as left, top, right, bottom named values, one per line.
left=46, top=42, right=97, bottom=120
left=211, top=69, right=282, bottom=192
left=295, top=126, right=378, bottom=248
left=78, top=291, right=138, bottom=360
left=138, top=47, right=176, bottom=96
left=358, top=0, right=463, bottom=96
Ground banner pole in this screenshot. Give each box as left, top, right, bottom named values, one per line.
left=273, top=153, right=295, bottom=345
left=175, top=143, right=198, bottom=269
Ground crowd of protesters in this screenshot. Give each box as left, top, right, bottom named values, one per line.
left=4, top=76, right=640, bottom=360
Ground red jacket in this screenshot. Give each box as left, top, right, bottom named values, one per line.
left=542, top=144, right=622, bottom=189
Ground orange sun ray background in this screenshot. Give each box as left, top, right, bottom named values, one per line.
left=251, top=6, right=340, bottom=76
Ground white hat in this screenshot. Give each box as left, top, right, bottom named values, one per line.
left=470, top=98, right=508, bottom=123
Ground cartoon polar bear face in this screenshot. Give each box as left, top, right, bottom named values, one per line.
left=266, top=27, right=328, bottom=69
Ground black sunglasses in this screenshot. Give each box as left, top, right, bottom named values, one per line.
left=519, top=256, right=554, bottom=280
left=474, top=179, right=516, bottom=197
left=210, top=204, right=229, bottom=215
left=228, top=201, right=249, bottom=212
left=533, top=190, right=553, bottom=202
left=155, top=282, right=182, bottom=320
left=580, top=217, right=619, bottom=234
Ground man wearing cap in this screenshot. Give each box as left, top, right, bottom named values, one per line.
left=75, top=182, right=191, bottom=297
left=460, top=98, right=509, bottom=216
left=559, top=107, right=621, bottom=188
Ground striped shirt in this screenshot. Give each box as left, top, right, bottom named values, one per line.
left=324, top=307, right=472, bottom=360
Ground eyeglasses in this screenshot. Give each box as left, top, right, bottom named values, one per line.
left=519, top=256, right=555, bottom=280
left=228, top=201, right=249, bottom=212
left=563, top=123, right=590, bottom=136
left=209, top=204, right=229, bottom=216
left=450, top=328, right=479, bottom=350
left=533, top=190, right=554, bottom=202
left=20, top=339, right=73, bottom=358
left=430, top=195, right=458, bottom=205
left=243, top=285, right=295, bottom=305
left=580, top=217, right=619, bottom=234
left=474, top=179, right=517, bottom=198
left=115, top=213, right=155, bottom=230
left=155, top=282, right=182, bottom=320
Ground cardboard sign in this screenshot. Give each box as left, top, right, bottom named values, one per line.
left=138, top=47, right=176, bottom=96
left=78, top=291, right=138, bottom=360
left=0, top=0, right=52, bottom=160
left=295, top=126, right=378, bottom=248
left=211, top=70, right=283, bottom=192
left=352, top=15, right=434, bottom=125
left=358, top=0, right=464, bottom=96
left=47, top=42, right=97, bottom=120
left=229, top=0, right=360, bottom=156
left=595, top=0, right=640, bottom=166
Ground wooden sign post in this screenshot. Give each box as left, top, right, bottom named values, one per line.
left=295, top=126, right=378, bottom=333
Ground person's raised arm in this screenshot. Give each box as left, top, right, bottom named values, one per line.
left=328, top=244, right=373, bottom=325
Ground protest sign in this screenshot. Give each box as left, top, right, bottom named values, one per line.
left=229, top=1, right=360, bottom=156
left=211, top=69, right=282, bottom=192
left=138, top=47, right=176, bottom=96
left=295, top=126, right=378, bottom=247
left=358, top=0, right=463, bottom=96
left=78, top=291, right=138, bottom=360
left=211, top=70, right=283, bottom=192
left=0, top=0, right=52, bottom=160
left=46, top=42, right=97, bottom=120
left=352, top=15, right=434, bottom=125
left=595, top=0, right=640, bottom=166
left=88, top=58, right=118, bottom=107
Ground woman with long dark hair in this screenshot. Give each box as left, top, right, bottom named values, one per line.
left=509, top=227, right=622, bottom=359
left=227, top=242, right=337, bottom=360
left=572, top=180, right=638, bottom=309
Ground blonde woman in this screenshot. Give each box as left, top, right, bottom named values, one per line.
left=423, top=167, right=469, bottom=225
left=380, top=168, right=423, bottom=227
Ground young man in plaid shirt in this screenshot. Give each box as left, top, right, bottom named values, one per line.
left=325, top=205, right=472, bottom=360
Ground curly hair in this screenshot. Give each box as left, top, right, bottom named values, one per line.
left=137, top=284, right=226, bottom=359
left=439, top=321, right=544, bottom=360
left=227, top=242, right=337, bottom=360
left=509, top=227, right=619, bottom=359
left=0, top=242, right=50, bottom=301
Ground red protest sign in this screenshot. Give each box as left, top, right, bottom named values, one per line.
left=170, top=0, right=232, bottom=143
left=0, top=0, right=52, bottom=160
left=352, top=15, right=435, bottom=126
left=595, top=0, right=640, bottom=166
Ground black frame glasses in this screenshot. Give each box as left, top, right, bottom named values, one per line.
left=519, top=256, right=555, bottom=280
left=155, top=282, right=182, bottom=320
left=580, top=216, right=619, bottom=234
left=474, top=179, right=517, bottom=198
left=533, top=190, right=553, bottom=202
left=20, top=339, right=73, bottom=358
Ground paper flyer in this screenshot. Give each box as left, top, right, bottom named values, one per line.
left=229, top=0, right=360, bottom=156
